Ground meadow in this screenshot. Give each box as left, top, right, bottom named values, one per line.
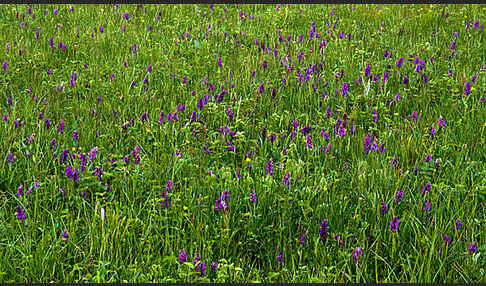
left=0, top=4, right=485, bottom=283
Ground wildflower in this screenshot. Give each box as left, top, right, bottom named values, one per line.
left=211, top=262, right=217, bottom=274
left=93, top=166, right=103, bottom=181
left=377, top=143, right=385, bottom=153
left=464, top=81, right=471, bottom=96
left=73, top=130, right=79, bottom=141
left=27, top=133, right=35, bottom=145
left=249, top=188, right=257, bottom=203
left=324, top=142, right=331, bottom=153
left=268, top=134, right=276, bottom=143
left=337, top=122, right=346, bottom=137
left=421, top=183, right=431, bottom=194
left=140, top=112, right=148, bottom=124
left=380, top=201, right=388, bottom=216
left=341, top=82, right=349, bottom=95
left=424, top=200, right=431, bottom=212
left=403, top=75, right=409, bottom=85
left=469, top=242, right=478, bottom=255
left=227, top=141, right=235, bottom=152
left=450, top=41, right=456, bottom=50
left=364, top=133, right=372, bottom=154
left=226, top=106, right=234, bottom=121
left=16, top=205, right=26, bottom=221
left=438, top=117, right=445, bottom=128
left=390, top=216, right=399, bottom=233
left=276, top=250, right=283, bottom=265
left=7, top=151, right=14, bottom=163
left=352, top=246, right=363, bottom=263
left=443, top=234, right=450, bottom=245
left=65, top=165, right=73, bottom=179
left=299, top=232, right=306, bottom=245
left=411, top=111, right=418, bottom=121
left=1, top=60, right=7, bottom=72
left=364, top=63, right=371, bottom=76
left=17, top=185, right=24, bottom=196
left=215, top=195, right=228, bottom=211
left=282, top=173, right=290, bottom=189
left=179, top=249, right=188, bottom=264
left=166, top=180, right=173, bottom=192
left=319, top=219, right=329, bottom=241
left=193, top=252, right=201, bottom=265
left=131, top=145, right=141, bottom=164
left=61, top=231, right=69, bottom=242
left=259, top=81, right=265, bottom=95
left=455, top=218, right=462, bottom=230
left=424, top=153, right=431, bottom=162
left=79, top=153, right=87, bottom=171
left=147, top=64, right=152, bottom=73
left=383, top=71, right=389, bottom=83
left=195, top=262, right=206, bottom=276
left=160, top=190, right=169, bottom=208
left=435, top=159, right=440, bottom=170
left=305, top=134, right=312, bottom=148
left=265, top=158, right=274, bottom=176
left=217, top=56, right=222, bottom=68
left=60, top=149, right=69, bottom=164
left=394, top=190, right=403, bottom=204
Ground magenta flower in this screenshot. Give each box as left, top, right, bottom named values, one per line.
left=390, top=216, right=399, bottom=233
left=16, top=205, right=26, bottom=221
left=7, top=151, right=14, bottom=163
left=469, top=242, right=478, bottom=255
left=352, top=246, right=363, bottom=263
left=249, top=188, right=257, bottom=203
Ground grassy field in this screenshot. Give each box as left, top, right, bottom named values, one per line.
left=0, top=4, right=485, bottom=283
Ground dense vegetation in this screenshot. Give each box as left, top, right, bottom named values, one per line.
left=0, top=4, right=485, bottom=283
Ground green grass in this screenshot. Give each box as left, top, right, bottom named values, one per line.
left=0, top=4, right=485, bottom=283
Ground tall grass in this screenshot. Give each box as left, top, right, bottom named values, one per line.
left=0, top=4, right=485, bottom=283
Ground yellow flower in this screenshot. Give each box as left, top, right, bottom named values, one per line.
left=145, top=128, right=150, bottom=133
left=323, top=186, right=328, bottom=191
left=484, top=122, right=486, bottom=127
left=471, top=87, right=475, bottom=91
left=183, top=206, right=188, bottom=211
left=185, top=139, right=189, bottom=144
left=72, top=147, right=76, bottom=152
left=100, top=8, right=104, bottom=13
left=245, top=157, right=251, bottom=162
left=394, top=113, right=399, bottom=116
left=335, top=178, right=340, bottom=182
